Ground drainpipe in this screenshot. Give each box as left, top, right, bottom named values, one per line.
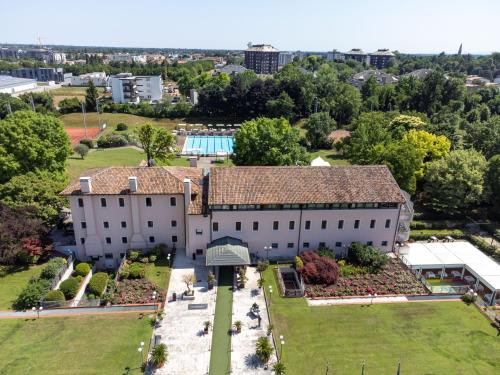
left=297, top=208, right=303, bottom=256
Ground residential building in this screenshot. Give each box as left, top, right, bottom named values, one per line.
left=244, top=44, right=279, bottom=74
left=216, top=64, right=247, bottom=77
left=278, top=52, right=294, bottom=66
left=326, top=50, right=345, bottom=61
left=0, top=47, right=20, bottom=59
left=189, top=89, right=199, bottom=105
left=109, top=53, right=147, bottom=64
left=61, top=165, right=413, bottom=267
left=10, top=67, right=65, bottom=83
left=68, top=72, right=108, bottom=87
left=344, top=48, right=368, bottom=64
left=402, top=69, right=433, bottom=80
left=349, top=69, right=398, bottom=89
left=24, top=48, right=66, bottom=64
left=109, top=73, right=162, bottom=103
left=368, top=49, right=395, bottom=69
left=0, top=75, right=37, bottom=94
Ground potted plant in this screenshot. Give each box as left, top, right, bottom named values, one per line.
left=151, top=343, right=168, bottom=368
left=266, top=324, right=274, bottom=337
left=273, top=361, right=286, bottom=375
left=182, top=273, right=196, bottom=296
left=207, top=271, right=215, bottom=290
left=234, top=320, right=242, bottom=333
left=258, top=277, right=265, bottom=289
left=237, top=268, right=248, bottom=289
left=203, top=320, right=211, bottom=334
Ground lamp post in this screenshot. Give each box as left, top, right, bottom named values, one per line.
left=368, top=293, right=377, bottom=305
left=264, top=246, right=270, bottom=260
left=32, top=306, right=43, bottom=319
left=279, top=335, right=285, bottom=360
left=167, top=253, right=171, bottom=267
left=137, top=341, right=145, bottom=367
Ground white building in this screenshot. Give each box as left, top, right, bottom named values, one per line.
left=326, top=50, right=345, bottom=61
left=61, top=165, right=413, bottom=268
left=109, top=53, right=147, bottom=64
left=278, top=52, right=294, bottom=66
left=68, top=72, right=108, bottom=87
left=0, top=75, right=37, bottom=94
left=109, top=73, right=162, bottom=104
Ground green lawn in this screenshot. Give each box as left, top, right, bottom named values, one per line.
left=309, top=149, right=350, bottom=165
left=263, top=267, right=500, bottom=375
left=145, top=258, right=171, bottom=290
left=0, top=314, right=153, bottom=375
left=0, top=264, right=44, bottom=310
left=209, top=266, right=233, bottom=375
left=51, top=87, right=105, bottom=107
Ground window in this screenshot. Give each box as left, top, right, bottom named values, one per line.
left=80, top=238, right=85, bottom=244
left=381, top=241, right=388, bottom=246
left=104, top=253, right=113, bottom=259
left=385, top=219, right=391, bottom=228
left=196, top=229, right=203, bottom=235
left=171, top=220, right=177, bottom=228
left=253, top=221, right=259, bottom=231
left=367, top=241, right=373, bottom=246
left=273, top=221, right=279, bottom=230
left=122, top=237, right=128, bottom=244
left=103, top=221, right=109, bottom=229
left=100, top=198, right=107, bottom=207
left=319, top=242, right=326, bottom=248
left=81, top=221, right=86, bottom=229
left=146, top=197, right=152, bottom=207
left=287, top=242, right=294, bottom=248
left=172, top=235, right=178, bottom=243
left=78, top=198, right=84, bottom=207
left=338, top=220, right=344, bottom=229
left=271, top=243, right=278, bottom=249
left=370, top=219, right=376, bottom=229
left=196, top=249, right=203, bottom=255
left=305, top=220, right=311, bottom=230
left=335, top=242, right=342, bottom=247
left=121, top=221, right=126, bottom=228
left=354, top=220, right=360, bottom=229
left=303, top=242, right=310, bottom=249
left=213, top=222, right=219, bottom=232
left=289, top=221, right=295, bottom=230
left=148, top=221, right=153, bottom=228
left=105, top=237, right=111, bottom=244
left=149, top=236, right=155, bottom=243
left=118, top=197, right=125, bottom=207
left=321, top=220, right=327, bottom=230
left=170, top=197, right=176, bottom=206
left=235, top=221, right=241, bottom=231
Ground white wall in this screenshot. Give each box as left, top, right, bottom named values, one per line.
left=0, top=81, right=37, bottom=94
left=136, top=76, right=162, bottom=102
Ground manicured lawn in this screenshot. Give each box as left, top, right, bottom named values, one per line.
left=0, top=314, right=153, bottom=375
left=51, top=86, right=105, bottom=107
left=263, top=267, right=500, bottom=375
left=145, top=258, right=171, bottom=290
left=309, top=149, right=350, bottom=165
left=0, top=264, right=44, bottom=310
left=209, top=266, right=233, bottom=374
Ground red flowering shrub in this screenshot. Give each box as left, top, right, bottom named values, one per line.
left=298, top=251, right=339, bottom=285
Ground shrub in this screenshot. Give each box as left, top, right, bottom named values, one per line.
left=348, top=242, right=389, bottom=271
left=44, top=290, right=65, bottom=302
left=74, top=262, right=91, bottom=277
left=116, top=123, right=128, bottom=131
left=298, top=251, right=339, bottom=285
left=151, top=244, right=167, bottom=257
left=461, top=292, right=477, bottom=305
left=119, top=265, right=130, bottom=279
left=129, top=251, right=139, bottom=261
left=14, top=278, right=52, bottom=310
left=40, top=257, right=67, bottom=280
left=96, top=134, right=128, bottom=148
left=149, top=255, right=157, bottom=263
left=256, top=336, right=273, bottom=364
left=79, top=138, right=94, bottom=149
left=151, top=343, right=168, bottom=368
left=295, top=256, right=304, bottom=270
left=88, top=272, right=108, bottom=297
left=128, top=262, right=146, bottom=279
left=140, top=257, right=149, bottom=264
left=59, top=277, right=80, bottom=299
left=257, top=260, right=269, bottom=273
left=76, top=275, right=83, bottom=282
left=317, top=246, right=335, bottom=259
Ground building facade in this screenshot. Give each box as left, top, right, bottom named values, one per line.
left=68, top=72, right=108, bottom=87
left=368, top=49, right=395, bottom=69
left=344, top=48, right=369, bottom=64
left=0, top=75, right=37, bottom=94
left=278, top=52, right=294, bottom=66
left=109, top=73, right=162, bottom=103
left=10, top=67, right=65, bottom=82
left=244, top=44, right=279, bottom=74
left=61, top=166, right=413, bottom=267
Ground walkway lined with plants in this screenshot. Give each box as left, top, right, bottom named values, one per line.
left=209, top=266, right=234, bottom=375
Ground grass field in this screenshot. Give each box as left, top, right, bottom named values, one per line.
left=309, top=149, right=350, bottom=165
left=0, top=264, right=44, bottom=310
left=263, top=267, right=500, bottom=375
left=51, top=86, right=105, bottom=107
left=0, top=314, right=153, bottom=375
left=145, top=258, right=171, bottom=290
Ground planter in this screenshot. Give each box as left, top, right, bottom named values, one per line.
left=208, top=282, right=214, bottom=290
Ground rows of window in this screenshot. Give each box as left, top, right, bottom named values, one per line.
left=80, top=220, right=178, bottom=230
left=80, top=235, right=178, bottom=245
left=210, top=202, right=398, bottom=211
left=212, top=219, right=391, bottom=232
left=77, top=196, right=177, bottom=208
left=258, top=240, right=390, bottom=250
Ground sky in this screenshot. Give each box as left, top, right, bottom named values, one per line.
left=1, top=0, right=499, bottom=54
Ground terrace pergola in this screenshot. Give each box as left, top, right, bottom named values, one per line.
left=206, top=236, right=251, bottom=267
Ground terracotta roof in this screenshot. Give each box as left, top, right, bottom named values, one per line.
left=209, top=166, right=405, bottom=205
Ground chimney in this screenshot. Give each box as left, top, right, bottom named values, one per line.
left=184, top=178, right=191, bottom=211
left=188, top=156, right=198, bottom=168
left=128, top=176, right=138, bottom=192
left=80, top=177, right=92, bottom=193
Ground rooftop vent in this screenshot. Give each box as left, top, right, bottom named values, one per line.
left=80, top=177, right=92, bottom=193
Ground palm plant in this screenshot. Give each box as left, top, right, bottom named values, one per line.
left=237, top=268, right=248, bottom=288
left=273, top=361, right=286, bottom=374
left=203, top=320, right=211, bottom=333
left=151, top=343, right=168, bottom=368
left=234, top=320, right=242, bottom=333
left=257, top=277, right=265, bottom=289
left=256, top=336, right=273, bottom=364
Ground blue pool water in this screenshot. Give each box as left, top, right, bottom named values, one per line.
left=182, top=136, right=234, bottom=155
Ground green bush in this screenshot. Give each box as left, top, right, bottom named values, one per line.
left=14, top=278, right=52, bottom=310
left=461, top=293, right=477, bottom=305
left=151, top=244, right=167, bottom=257
left=149, top=255, right=157, bottom=263
left=74, top=262, right=91, bottom=277
left=79, top=138, right=94, bottom=149
left=128, top=262, right=146, bottom=279
left=140, top=257, right=149, bottom=264
left=59, top=277, right=80, bottom=299
left=409, top=229, right=467, bottom=241
left=40, top=257, right=67, bottom=280
left=257, top=260, right=269, bottom=273
left=348, top=242, right=388, bottom=271
left=256, top=336, right=273, bottom=364
left=294, top=256, right=304, bottom=270
left=97, top=134, right=128, bottom=148
left=116, top=123, right=128, bottom=131
left=317, top=246, right=335, bottom=258
left=88, top=272, right=108, bottom=297
left=44, top=290, right=65, bottom=302
left=129, top=251, right=139, bottom=261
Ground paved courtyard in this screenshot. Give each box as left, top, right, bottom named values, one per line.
left=231, top=267, right=277, bottom=374
left=153, top=253, right=216, bottom=375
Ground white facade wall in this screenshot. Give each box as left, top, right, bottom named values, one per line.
left=70, top=72, right=108, bottom=87
left=0, top=81, right=37, bottom=94
left=136, top=76, right=162, bottom=102
left=187, top=215, right=211, bottom=254
left=110, top=76, right=126, bottom=103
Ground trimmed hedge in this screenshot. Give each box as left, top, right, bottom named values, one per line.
left=409, top=229, right=467, bottom=241
left=44, top=290, right=65, bottom=302
left=97, top=134, right=128, bottom=148
left=88, top=272, right=108, bottom=297
left=40, top=257, right=67, bottom=280
left=74, top=262, right=91, bottom=277
left=59, top=277, right=80, bottom=299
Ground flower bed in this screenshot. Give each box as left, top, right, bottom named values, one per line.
left=111, top=279, right=165, bottom=305
left=305, top=259, right=427, bottom=298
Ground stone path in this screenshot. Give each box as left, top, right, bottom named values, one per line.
left=153, top=254, right=216, bottom=375
left=231, top=267, right=277, bottom=374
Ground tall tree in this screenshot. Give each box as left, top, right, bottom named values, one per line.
left=136, top=124, right=177, bottom=166
left=85, top=81, right=99, bottom=111
left=464, top=116, right=500, bottom=159
left=265, top=91, right=295, bottom=120
left=304, top=112, right=337, bottom=150
left=485, top=155, right=500, bottom=214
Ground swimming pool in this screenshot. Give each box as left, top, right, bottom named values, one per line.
left=181, top=136, right=234, bottom=156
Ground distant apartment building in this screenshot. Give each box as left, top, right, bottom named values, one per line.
left=110, top=73, right=162, bottom=104
left=68, top=72, right=108, bottom=87
left=368, top=49, right=395, bottom=69
left=24, top=48, right=66, bottom=64
left=349, top=70, right=398, bottom=90
left=0, top=47, right=20, bottom=59
left=0, top=75, right=37, bottom=94
left=216, top=64, right=247, bottom=77
left=244, top=44, right=279, bottom=74
left=344, top=48, right=369, bottom=64
left=109, top=53, right=147, bottom=64
left=10, top=67, right=65, bottom=83
left=326, top=50, right=345, bottom=61
left=278, top=52, right=294, bottom=66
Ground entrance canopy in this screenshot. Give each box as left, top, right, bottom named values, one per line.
left=206, top=236, right=251, bottom=267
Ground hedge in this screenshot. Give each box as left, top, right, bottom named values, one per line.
left=59, top=277, right=80, bottom=299
left=44, top=290, right=65, bottom=302
left=97, top=134, right=128, bottom=148
left=409, top=229, right=467, bottom=241
left=74, top=262, right=91, bottom=277
left=128, top=262, right=146, bottom=279
left=40, top=257, right=67, bottom=280
left=13, top=278, right=52, bottom=310
left=79, top=138, right=94, bottom=149
left=116, top=123, right=128, bottom=131
left=88, top=272, right=108, bottom=297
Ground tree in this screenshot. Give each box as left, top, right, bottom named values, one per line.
left=424, top=149, right=487, bottom=213
left=233, top=118, right=309, bottom=166
left=0, top=93, right=29, bottom=119
left=19, top=92, right=54, bottom=113
left=85, top=81, right=99, bottom=111
left=304, top=112, right=337, bottom=150
left=266, top=91, right=295, bottom=120
left=59, top=97, right=81, bottom=114
left=485, top=155, right=500, bottom=213
left=182, top=273, right=195, bottom=293
left=0, top=111, right=70, bottom=183
left=388, top=115, right=426, bottom=138
left=464, top=116, right=500, bottom=159
left=256, top=336, right=273, bottom=364
left=136, top=124, right=177, bottom=166
left=74, top=144, right=89, bottom=159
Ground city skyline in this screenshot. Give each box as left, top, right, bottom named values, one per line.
left=1, top=0, right=499, bottom=54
